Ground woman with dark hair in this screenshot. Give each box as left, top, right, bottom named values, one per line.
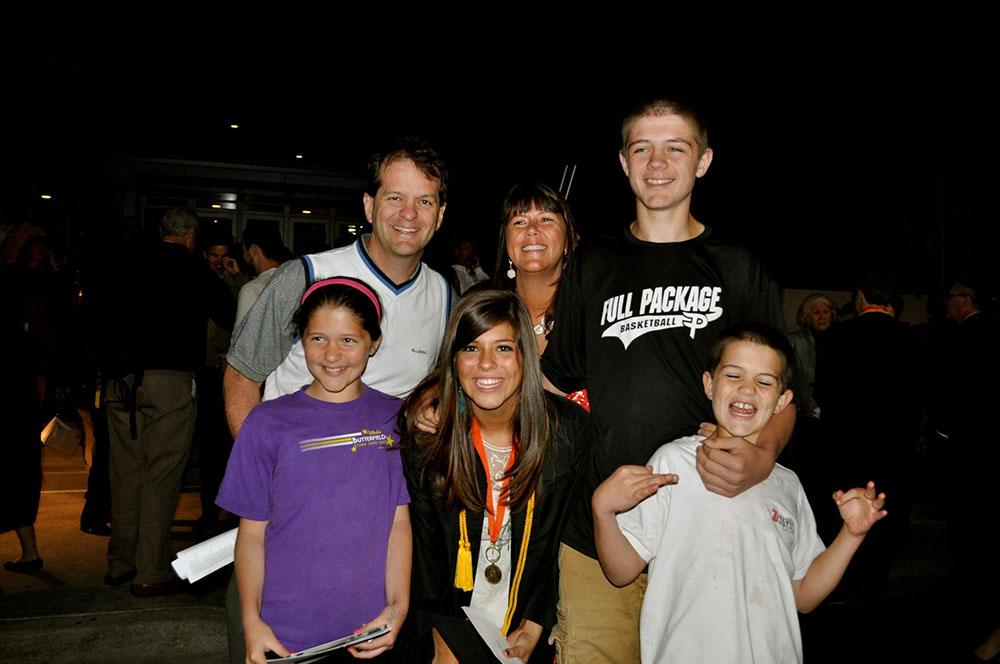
left=401, top=290, right=594, bottom=663
left=493, top=181, right=578, bottom=356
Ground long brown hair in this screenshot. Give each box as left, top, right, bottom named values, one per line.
left=402, top=290, right=554, bottom=512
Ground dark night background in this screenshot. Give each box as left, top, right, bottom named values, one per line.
left=4, top=52, right=997, bottom=299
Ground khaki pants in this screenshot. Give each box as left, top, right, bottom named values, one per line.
left=554, top=544, right=647, bottom=664
left=107, top=370, right=196, bottom=584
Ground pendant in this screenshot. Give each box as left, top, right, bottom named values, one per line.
left=484, top=544, right=502, bottom=584
left=485, top=563, right=502, bottom=584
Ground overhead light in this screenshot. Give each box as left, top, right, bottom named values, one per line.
left=301, top=210, right=312, bottom=215
left=230, top=123, right=239, bottom=129
left=211, top=204, right=222, bottom=209
left=295, top=154, right=303, bottom=159
left=213, top=219, right=219, bottom=224
left=40, top=194, right=53, bottom=200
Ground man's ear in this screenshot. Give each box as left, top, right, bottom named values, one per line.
left=434, top=203, right=446, bottom=232
left=619, top=150, right=630, bottom=177
left=702, top=371, right=714, bottom=400
left=363, top=193, right=374, bottom=224
left=774, top=388, right=794, bottom=414
left=696, top=147, right=714, bottom=178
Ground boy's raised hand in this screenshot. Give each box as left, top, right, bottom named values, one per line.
left=593, top=465, right=678, bottom=516
left=833, top=481, right=887, bottom=537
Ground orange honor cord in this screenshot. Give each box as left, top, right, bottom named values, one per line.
left=470, top=418, right=516, bottom=543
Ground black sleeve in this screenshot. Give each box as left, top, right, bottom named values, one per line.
left=403, top=448, right=450, bottom=606
left=521, top=400, right=599, bottom=627
left=743, top=251, right=786, bottom=334
left=540, top=251, right=588, bottom=394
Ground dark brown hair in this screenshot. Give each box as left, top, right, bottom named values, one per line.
left=621, top=98, right=709, bottom=154
left=706, top=322, right=794, bottom=391
left=293, top=277, right=383, bottom=343
left=493, top=180, right=578, bottom=292
left=366, top=136, right=449, bottom=205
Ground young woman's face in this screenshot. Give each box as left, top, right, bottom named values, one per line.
left=303, top=305, right=379, bottom=403
left=455, top=322, right=523, bottom=422
left=506, top=204, right=568, bottom=277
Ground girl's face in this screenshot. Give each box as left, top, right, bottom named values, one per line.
left=455, top=322, right=523, bottom=423
left=506, top=204, right=568, bottom=277
left=303, top=305, right=379, bottom=403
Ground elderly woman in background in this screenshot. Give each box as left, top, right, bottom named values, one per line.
left=789, top=293, right=836, bottom=420
left=786, top=292, right=838, bottom=541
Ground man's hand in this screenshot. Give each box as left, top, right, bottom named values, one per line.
left=834, top=481, right=887, bottom=537
left=593, top=465, right=677, bottom=516
left=696, top=435, right=776, bottom=498
left=224, top=256, right=241, bottom=275
left=503, top=619, right=543, bottom=661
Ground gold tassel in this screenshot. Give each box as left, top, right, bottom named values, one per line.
left=454, top=509, right=474, bottom=591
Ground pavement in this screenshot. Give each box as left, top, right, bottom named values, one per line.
left=0, top=446, right=985, bottom=663
left=1, top=447, right=229, bottom=664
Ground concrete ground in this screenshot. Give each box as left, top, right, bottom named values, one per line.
left=0, top=447, right=229, bottom=664
left=0, top=446, right=987, bottom=663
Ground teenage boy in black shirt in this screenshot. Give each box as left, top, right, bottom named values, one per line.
left=542, top=99, right=795, bottom=663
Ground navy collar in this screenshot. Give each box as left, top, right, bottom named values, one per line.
left=356, top=235, right=422, bottom=295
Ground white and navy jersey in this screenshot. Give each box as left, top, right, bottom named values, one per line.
left=228, top=237, right=452, bottom=400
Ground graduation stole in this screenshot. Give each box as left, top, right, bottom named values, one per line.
left=455, top=418, right=536, bottom=634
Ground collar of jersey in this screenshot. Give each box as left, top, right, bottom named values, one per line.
left=355, top=235, right=421, bottom=295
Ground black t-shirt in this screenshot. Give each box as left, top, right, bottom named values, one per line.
left=541, top=225, right=785, bottom=557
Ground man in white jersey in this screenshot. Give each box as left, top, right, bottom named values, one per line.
left=224, top=137, right=453, bottom=436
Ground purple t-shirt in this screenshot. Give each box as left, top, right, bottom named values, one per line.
left=217, top=386, right=409, bottom=652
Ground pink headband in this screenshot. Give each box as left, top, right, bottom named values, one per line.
left=300, top=277, right=382, bottom=319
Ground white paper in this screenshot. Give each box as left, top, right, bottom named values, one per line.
left=171, top=527, right=238, bottom=582
left=461, top=606, right=523, bottom=664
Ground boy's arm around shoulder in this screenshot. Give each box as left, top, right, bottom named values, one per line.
left=793, top=481, right=887, bottom=613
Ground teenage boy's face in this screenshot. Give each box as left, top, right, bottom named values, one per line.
left=619, top=113, right=713, bottom=214
left=702, top=340, right=793, bottom=444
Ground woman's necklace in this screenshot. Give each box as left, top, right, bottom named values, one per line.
left=533, top=314, right=548, bottom=336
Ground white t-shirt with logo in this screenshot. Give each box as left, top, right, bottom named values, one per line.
left=617, top=435, right=826, bottom=664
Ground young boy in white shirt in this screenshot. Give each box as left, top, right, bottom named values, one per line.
left=593, top=322, right=886, bottom=663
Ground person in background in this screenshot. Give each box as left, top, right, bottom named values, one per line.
left=788, top=293, right=836, bottom=420
left=235, top=224, right=290, bottom=327
left=105, top=207, right=234, bottom=596
left=450, top=237, right=490, bottom=295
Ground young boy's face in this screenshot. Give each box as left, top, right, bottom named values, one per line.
left=702, top=340, right=793, bottom=444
